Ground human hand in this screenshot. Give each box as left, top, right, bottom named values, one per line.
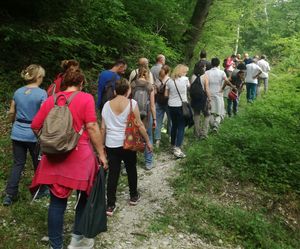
left=98, top=154, right=108, bottom=170
left=146, top=142, right=153, bottom=153
left=152, top=119, right=157, bottom=129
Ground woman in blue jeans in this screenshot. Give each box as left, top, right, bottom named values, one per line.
left=154, top=65, right=171, bottom=148
left=3, top=64, right=47, bottom=206
left=165, top=64, right=190, bottom=158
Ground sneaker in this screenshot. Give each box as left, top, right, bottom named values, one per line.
left=3, top=195, right=13, bottom=206
left=145, top=163, right=153, bottom=171
left=129, top=194, right=141, bottom=206
left=173, top=147, right=186, bottom=158
left=68, top=235, right=94, bottom=249
left=106, top=205, right=117, bottom=217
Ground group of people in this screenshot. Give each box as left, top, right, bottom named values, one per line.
left=2, top=50, right=270, bottom=249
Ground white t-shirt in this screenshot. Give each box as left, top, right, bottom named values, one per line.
left=166, top=76, right=190, bottom=107
left=257, top=59, right=270, bottom=78
left=245, top=63, right=262, bottom=84
left=102, top=99, right=138, bottom=148
left=205, top=67, right=227, bottom=96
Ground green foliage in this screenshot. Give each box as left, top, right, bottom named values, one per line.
left=168, top=72, right=300, bottom=248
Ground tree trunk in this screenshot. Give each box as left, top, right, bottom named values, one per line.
left=182, top=0, right=214, bottom=65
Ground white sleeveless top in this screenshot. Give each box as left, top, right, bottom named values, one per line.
left=102, top=99, right=138, bottom=148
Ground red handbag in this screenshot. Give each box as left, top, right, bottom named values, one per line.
left=228, top=90, right=238, bottom=101
left=123, top=100, right=145, bottom=152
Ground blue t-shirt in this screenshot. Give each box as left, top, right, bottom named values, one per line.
left=97, top=70, right=120, bottom=108
left=11, top=86, right=47, bottom=142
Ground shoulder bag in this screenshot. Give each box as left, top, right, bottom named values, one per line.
left=123, top=100, right=145, bottom=152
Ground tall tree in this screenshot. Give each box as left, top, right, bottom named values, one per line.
left=182, top=0, right=214, bottom=64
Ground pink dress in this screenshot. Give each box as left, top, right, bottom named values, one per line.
left=30, top=91, right=98, bottom=198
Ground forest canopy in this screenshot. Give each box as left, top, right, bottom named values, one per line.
left=0, top=0, right=299, bottom=102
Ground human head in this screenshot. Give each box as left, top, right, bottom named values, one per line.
left=231, top=54, right=236, bottom=59
left=115, top=78, right=130, bottom=96
left=112, top=59, right=127, bottom=74
left=156, top=54, right=165, bottom=65
left=244, top=53, right=249, bottom=58
left=21, top=64, right=45, bottom=84
left=63, top=69, right=86, bottom=89
left=211, top=58, right=220, bottom=67
left=199, top=50, right=207, bottom=59
left=171, top=64, right=189, bottom=79
left=138, top=58, right=149, bottom=66
left=261, top=54, right=266, bottom=60
left=237, top=63, right=246, bottom=71
left=61, top=59, right=80, bottom=73
left=159, top=65, right=171, bottom=79
left=236, top=54, right=241, bottom=59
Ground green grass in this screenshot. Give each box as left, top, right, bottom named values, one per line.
left=150, top=72, right=300, bottom=249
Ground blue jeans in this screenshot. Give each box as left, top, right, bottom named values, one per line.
left=246, top=83, right=257, bottom=102
left=169, top=106, right=185, bottom=147
left=227, top=97, right=239, bottom=116
left=6, top=140, right=38, bottom=197
left=144, top=116, right=153, bottom=169
left=48, top=192, right=87, bottom=249
left=154, top=103, right=171, bottom=140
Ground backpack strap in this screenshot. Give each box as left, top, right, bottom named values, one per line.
left=173, top=80, right=184, bottom=104
left=53, top=93, right=68, bottom=106
left=66, top=91, right=80, bottom=105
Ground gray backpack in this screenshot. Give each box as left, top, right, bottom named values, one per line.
left=131, top=80, right=150, bottom=120
left=38, top=92, right=83, bottom=155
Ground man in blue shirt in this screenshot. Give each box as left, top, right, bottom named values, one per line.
left=97, top=59, right=127, bottom=110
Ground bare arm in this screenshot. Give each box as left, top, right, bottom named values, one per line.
left=86, top=121, right=108, bottom=169
left=133, top=105, right=153, bottom=152
left=150, top=91, right=156, bottom=128
left=8, top=100, right=16, bottom=123
left=204, top=75, right=211, bottom=100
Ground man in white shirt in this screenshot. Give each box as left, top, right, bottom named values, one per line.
left=257, top=55, right=271, bottom=95
left=245, top=59, right=262, bottom=103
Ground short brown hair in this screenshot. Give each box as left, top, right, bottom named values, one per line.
left=63, top=69, right=86, bottom=88
left=115, top=78, right=129, bottom=95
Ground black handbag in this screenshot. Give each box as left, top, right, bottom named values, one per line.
left=77, top=166, right=107, bottom=238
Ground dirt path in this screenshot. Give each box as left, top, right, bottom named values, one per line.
left=95, top=152, right=228, bottom=249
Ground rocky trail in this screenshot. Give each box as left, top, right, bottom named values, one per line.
left=93, top=152, right=228, bottom=249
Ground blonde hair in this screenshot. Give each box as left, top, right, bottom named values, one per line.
left=138, top=64, right=150, bottom=81
left=171, top=64, right=188, bottom=79
left=20, top=64, right=45, bottom=82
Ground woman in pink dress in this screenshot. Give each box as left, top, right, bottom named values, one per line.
left=30, top=69, right=107, bottom=249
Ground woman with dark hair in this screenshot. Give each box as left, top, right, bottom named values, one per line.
left=154, top=65, right=171, bottom=148
left=3, top=64, right=47, bottom=206
left=47, top=59, right=80, bottom=96
left=101, top=78, right=152, bottom=216
left=30, top=69, right=107, bottom=249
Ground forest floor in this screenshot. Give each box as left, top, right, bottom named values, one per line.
left=93, top=151, right=230, bottom=249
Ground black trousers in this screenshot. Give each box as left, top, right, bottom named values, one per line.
left=6, top=140, right=38, bottom=197
left=106, top=147, right=137, bottom=206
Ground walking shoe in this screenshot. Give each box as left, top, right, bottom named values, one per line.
left=3, top=195, right=13, bottom=206
left=68, top=234, right=94, bottom=249
left=106, top=205, right=117, bottom=217
left=173, top=147, right=186, bottom=158
left=129, top=194, right=141, bottom=206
